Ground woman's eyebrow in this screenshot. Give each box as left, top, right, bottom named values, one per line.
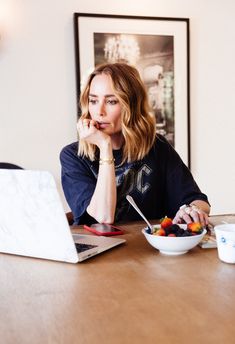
left=89, top=93, right=116, bottom=98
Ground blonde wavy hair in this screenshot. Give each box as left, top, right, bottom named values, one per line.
left=78, top=63, right=156, bottom=163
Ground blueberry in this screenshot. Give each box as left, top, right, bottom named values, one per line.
left=164, top=227, right=172, bottom=236
left=176, top=227, right=185, bottom=236
left=182, top=230, right=192, bottom=237
left=167, top=224, right=180, bottom=234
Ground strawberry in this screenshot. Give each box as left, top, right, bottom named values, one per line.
left=160, top=216, right=173, bottom=229
left=187, top=222, right=203, bottom=233
left=168, top=233, right=176, bottom=237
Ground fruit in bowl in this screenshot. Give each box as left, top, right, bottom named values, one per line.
left=142, top=217, right=207, bottom=255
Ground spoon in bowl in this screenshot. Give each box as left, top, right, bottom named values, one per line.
left=126, top=195, right=153, bottom=233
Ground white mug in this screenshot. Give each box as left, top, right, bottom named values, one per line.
left=214, top=224, right=235, bottom=264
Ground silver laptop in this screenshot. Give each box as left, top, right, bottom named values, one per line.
left=0, top=169, right=125, bottom=263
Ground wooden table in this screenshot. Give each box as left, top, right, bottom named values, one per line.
left=1, top=215, right=235, bottom=344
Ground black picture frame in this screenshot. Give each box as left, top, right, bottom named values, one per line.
left=74, top=13, right=190, bottom=167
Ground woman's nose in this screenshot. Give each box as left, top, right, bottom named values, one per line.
left=97, top=101, right=106, bottom=116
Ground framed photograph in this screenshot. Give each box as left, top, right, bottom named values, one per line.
left=74, top=13, right=190, bottom=166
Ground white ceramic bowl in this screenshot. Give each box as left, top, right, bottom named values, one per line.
left=142, top=224, right=207, bottom=255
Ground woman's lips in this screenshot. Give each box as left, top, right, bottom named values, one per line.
left=97, top=122, right=109, bottom=129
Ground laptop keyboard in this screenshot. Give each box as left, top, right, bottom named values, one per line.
left=75, top=243, right=98, bottom=253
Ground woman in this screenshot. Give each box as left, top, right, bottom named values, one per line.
left=60, top=63, right=210, bottom=225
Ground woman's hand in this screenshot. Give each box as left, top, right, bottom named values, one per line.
left=173, top=202, right=210, bottom=227
left=77, top=118, right=110, bottom=149
left=78, top=118, right=116, bottom=224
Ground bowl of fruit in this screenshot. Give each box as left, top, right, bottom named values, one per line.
left=142, top=217, right=207, bottom=255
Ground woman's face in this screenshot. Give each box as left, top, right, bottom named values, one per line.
left=88, top=73, right=122, bottom=137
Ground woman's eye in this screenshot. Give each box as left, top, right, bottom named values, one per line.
left=89, top=99, right=97, bottom=105
left=107, top=99, right=118, bottom=105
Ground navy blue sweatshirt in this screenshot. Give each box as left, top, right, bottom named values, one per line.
left=60, top=135, right=209, bottom=224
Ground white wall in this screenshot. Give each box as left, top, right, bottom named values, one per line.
left=0, top=0, right=235, bottom=215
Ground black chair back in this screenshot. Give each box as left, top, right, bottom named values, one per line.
left=0, top=162, right=23, bottom=169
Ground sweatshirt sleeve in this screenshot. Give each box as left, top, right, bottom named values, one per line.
left=60, top=143, right=97, bottom=224
left=163, top=139, right=209, bottom=216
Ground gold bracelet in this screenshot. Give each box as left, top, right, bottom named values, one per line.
left=99, top=158, right=115, bottom=165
